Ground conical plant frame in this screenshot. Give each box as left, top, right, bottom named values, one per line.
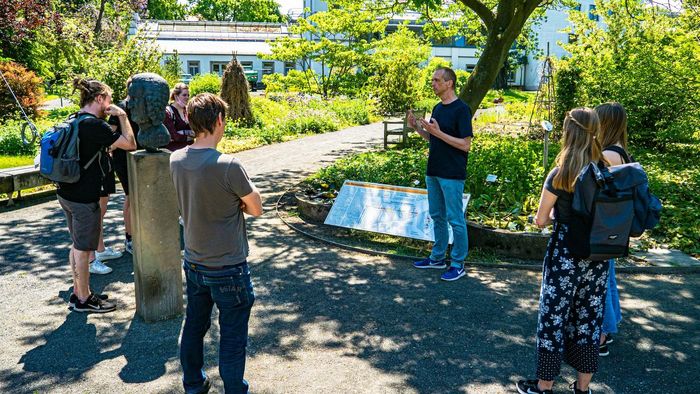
left=221, top=53, right=254, bottom=126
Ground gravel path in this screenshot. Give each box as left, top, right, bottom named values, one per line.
left=0, top=122, right=698, bottom=393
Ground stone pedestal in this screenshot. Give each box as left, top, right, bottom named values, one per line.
left=127, top=150, right=183, bottom=322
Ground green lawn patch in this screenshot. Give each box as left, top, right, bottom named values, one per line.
left=0, top=155, right=34, bottom=169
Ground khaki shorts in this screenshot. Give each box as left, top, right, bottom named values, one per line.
left=58, top=195, right=101, bottom=251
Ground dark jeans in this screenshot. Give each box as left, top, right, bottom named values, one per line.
left=181, top=261, right=255, bottom=394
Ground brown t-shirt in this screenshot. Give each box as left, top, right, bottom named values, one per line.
left=170, top=147, right=255, bottom=266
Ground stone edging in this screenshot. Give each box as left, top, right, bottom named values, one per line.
left=278, top=189, right=700, bottom=274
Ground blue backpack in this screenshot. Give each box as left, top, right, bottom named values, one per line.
left=39, top=113, right=101, bottom=183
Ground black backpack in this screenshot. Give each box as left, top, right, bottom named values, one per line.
left=569, top=160, right=662, bottom=261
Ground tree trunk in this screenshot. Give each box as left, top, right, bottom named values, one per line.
left=458, top=0, right=540, bottom=111
left=458, top=31, right=512, bottom=111
left=94, top=0, right=107, bottom=38
left=493, top=63, right=510, bottom=90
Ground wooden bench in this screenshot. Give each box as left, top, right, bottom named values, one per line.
left=383, top=109, right=426, bottom=149
left=0, top=165, right=54, bottom=205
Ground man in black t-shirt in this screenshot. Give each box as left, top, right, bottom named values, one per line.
left=59, top=78, right=136, bottom=313
left=408, top=67, right=473, bottom=282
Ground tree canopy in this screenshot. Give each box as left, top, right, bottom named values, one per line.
left=190, top=0, right=286, bottom=22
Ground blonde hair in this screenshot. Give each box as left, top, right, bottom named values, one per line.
left=553, top=107, right=608, bottom=192
left=170, top=82, right=189, bottom=102
left=72, top=78, right=112, bottom=108
left=595, top=102, right=628, bottom=150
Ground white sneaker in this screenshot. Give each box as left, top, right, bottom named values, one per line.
left=89, top=259, right=113, bottom=275
left=95, top=247, right=123, bottom=261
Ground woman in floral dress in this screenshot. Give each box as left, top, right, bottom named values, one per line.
left=517, top=107, right=611, bottom=394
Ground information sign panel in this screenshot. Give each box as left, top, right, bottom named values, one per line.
left=324, top=180, right=470, bottom=242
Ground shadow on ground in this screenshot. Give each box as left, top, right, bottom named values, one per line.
left=0, top=154, right=697, bottom=393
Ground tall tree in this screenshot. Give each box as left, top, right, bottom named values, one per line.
left=407, top=0, right=562, bottom=111
left=148, top=0, right=187, bottom=19
left=263, top=7, right=387, bottom=96
left=190, top=0, right=286, bottom=22
left=0, top=0, right=61, bottom=62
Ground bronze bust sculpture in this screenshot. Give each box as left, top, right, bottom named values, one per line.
left=127, top=73, right=171, bottom=152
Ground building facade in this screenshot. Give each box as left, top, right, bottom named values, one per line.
left=130, top=16, right=295, bottom=84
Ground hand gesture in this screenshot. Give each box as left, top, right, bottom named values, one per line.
left=407, top=110, right=417, bottom=129
left=105, top=104, right=127, bottom=118
left=421, top=118, right=441, bottom=136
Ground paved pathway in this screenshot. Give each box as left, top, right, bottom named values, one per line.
left=0, top=123, right=698, bottom=393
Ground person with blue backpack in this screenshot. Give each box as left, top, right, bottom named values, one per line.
left=517, top=108, right=611, bottom=394
left=594, top=102, right=630, bottom=356
left=56, top=78, right=136, bottom=313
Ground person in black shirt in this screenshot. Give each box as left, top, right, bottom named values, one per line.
left=58, top=78, right=136, bottom=313
left=408, top=67, right=473, bottom=282
left=108, top=77, right=140, bottom=254
left=517, top=108, right=611, bottom=394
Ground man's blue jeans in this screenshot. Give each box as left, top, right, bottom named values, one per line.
left=426, top=176, right=468, bottom=265
left=181, top=261, right=255, bottom=394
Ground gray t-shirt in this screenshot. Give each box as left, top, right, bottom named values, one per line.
left=170, top=147, right=254, bottom=266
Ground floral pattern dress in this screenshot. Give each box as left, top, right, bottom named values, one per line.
left=535, top=222, right=609, bottom=381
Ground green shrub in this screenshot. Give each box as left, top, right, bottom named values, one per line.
left=0, top=61, right=44, bottom=122
left=189, top=73, right=222, bottom=96
left=262, top=69, right=317, bottom=93
left=636, top=144, right=700, bottom=255
left=317, top=98, right=377, bottom=126
left=0, top=121, right=38, bottom=155
left=283, top=109, right=338, bottom=134
left=305, top=133, right=555, bottom=230
left=367, top=26, right=431, bottom=114
left=91, top=34, right=165, bottom=102
left=250, top=96, right=290, bottom=128
left=562, top=1, right=700, bottom=149
left=306, top=144, right=428, bottom=192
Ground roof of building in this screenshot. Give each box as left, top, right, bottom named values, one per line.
left=132, top=18, right=292, bottom=55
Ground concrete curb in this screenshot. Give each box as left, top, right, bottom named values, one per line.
left=276, top=190, right=700, bottom=275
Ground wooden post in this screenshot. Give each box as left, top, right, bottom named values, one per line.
left=127, top=150, right=183, bottom=322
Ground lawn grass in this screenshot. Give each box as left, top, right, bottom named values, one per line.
left=0, top=155, right=34, bottom=170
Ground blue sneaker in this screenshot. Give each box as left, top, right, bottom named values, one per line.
left=441, top=265, right=465, bottom=281
left=413, top=257, right=446, bottom=269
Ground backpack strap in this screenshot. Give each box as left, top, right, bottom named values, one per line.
left=74, top=112, right=106, bottom=177
left=604, top=145, right=632, bottom=164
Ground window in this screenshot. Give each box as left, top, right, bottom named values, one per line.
left=240, top=61, right=253, bottom=71
left=210, top=61, right=228, bottom=76
left=262, top=61, right=275, bottom=75
left=187, top=61, right=200, bottom=76
left=574, top=3, right=581, bottom=11
left=589, top=4, right=599, bottom=21
left=466, top=65, right=476, bottom=73
left=284, top=61, right=295, bottom=75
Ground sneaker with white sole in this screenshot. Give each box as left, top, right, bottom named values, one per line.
left=516, top=379, right=553, bottom=394
left=72, top=293, right=116, bottom=313
left=95, top=247, right=122, bottom=261
left=441, top=265, right=465, bottom=281
left=413, top=257, right=446, bottom=269
left=68, top=292, right=109, bottom=309
left=89, top=259, right=113, bottom=275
